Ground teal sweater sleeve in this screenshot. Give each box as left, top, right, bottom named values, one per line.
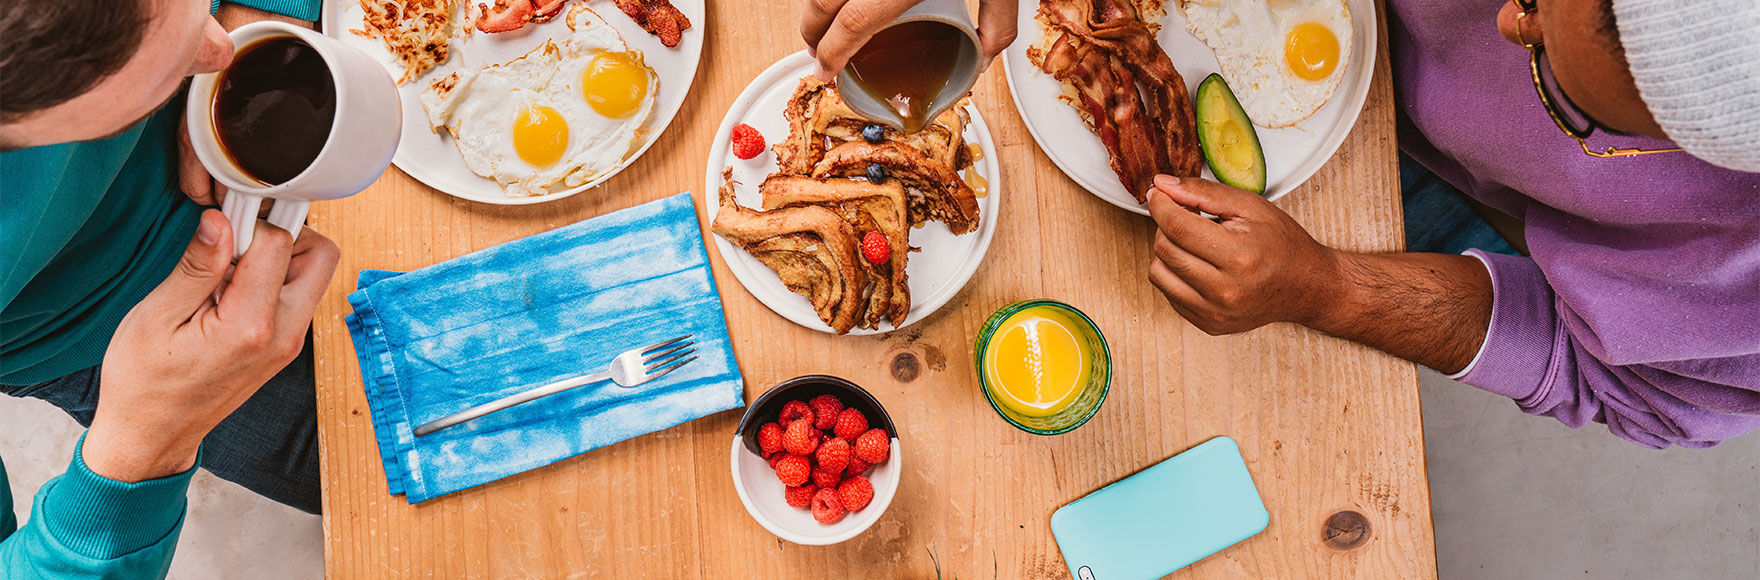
left=0, top=437, right=197, bottom=580
left=212, top=0, right=323, bottom=21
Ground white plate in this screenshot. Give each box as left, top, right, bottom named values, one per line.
left=704, top=52, right=1002, bottom=336
left=323, top=0, right=705, bottom=205
left=1001, top=0, right=1377, bottom=214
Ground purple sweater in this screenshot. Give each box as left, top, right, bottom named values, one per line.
left=1390, top=0, right=1760, bottom=448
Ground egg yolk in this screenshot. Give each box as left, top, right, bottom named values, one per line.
left=513, top=104, right=569, bottom=167
left=1284, top=22, right=1340, bottom=81
left=582, top=51, right=649, bottom=118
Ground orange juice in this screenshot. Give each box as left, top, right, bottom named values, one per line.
left=981, top=305, right=1092, bottom=417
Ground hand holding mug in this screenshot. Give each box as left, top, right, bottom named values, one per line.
left=83, top=211, right=339, bottom=482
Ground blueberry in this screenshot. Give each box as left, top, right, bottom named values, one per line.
left=861, top=124, right=886, bottom=144
left=866, top=163, right=888, bottom=184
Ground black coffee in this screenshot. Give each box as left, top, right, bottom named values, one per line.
left=212, top=36, right=335, bottom=185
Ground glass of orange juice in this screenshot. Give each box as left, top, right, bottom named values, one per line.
left=974, top=299, right=1111, bottom=435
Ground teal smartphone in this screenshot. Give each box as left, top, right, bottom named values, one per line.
left=1049, top=436, right=1269, bottom=580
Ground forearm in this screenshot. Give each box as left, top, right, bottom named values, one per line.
left=1302, top=251, right=1492, bottom=374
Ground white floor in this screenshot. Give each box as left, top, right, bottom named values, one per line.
left=4, top=372, right=1756, bottom=578
left=1, top=395, right=322, bottom=580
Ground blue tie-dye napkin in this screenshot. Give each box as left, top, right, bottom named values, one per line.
left=344, top=193, right=744, bottom=503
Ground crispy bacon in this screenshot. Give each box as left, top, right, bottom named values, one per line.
left=1033, top=0, right=1201, bottom=201
left=475, top=0, right=533, bottom=32
left=612, top=0, right=692, bottom=47
left=530, top=0, right=567, bottom=22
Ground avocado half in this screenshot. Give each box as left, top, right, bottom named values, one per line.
left=1195, top=73, right=1267, bottom=194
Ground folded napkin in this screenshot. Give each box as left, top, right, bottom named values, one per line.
left=345, top=193, right=744, bottom=503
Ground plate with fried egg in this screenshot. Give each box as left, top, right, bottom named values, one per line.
left=324, top=0, right=704, bottom=204
left=1001, top=0, right=1375, bottom=214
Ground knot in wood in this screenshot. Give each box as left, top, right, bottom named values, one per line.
left=890, top=352, right=921, bottom=383
left=1323, top=510, right=1370, bottom=550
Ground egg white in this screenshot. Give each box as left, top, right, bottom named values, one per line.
left=420, top=5, right=657, bottom=197
left=1184, top=0, right=1352, bottom=128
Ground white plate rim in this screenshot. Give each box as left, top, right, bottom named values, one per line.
left=321, top=0, right=706, bottom=205
left=702, top=51, right=1002, bottom=336
left=1000, top=0, right=1379, bottom=215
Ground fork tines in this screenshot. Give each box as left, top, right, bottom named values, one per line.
left=643, top=335, right=698, bottom=379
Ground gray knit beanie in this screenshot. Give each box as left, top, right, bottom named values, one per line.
left=1612, top=0, right=1760, bottom=172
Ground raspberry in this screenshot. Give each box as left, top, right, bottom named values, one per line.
left=783, top=419, right=820, bottom=455
left=785, top=484, right=817, bottom=509
left=730, top=123, right=766, bottom=160
left=811, top=488, right=847, bottom=524
left=775, top=454, right=811, bottom=486
left=833, top=408, right=869, bottom=442
left=811, top=465, right=843, bottom=489
left=815, top=437, right=851, bottom=473
left=845, top=457, right=871, bottom=477
left=779, top=400, right=813, bottom=425
left=808, top=395, right=844, bottom=430
left=838, top=475, right=874, bottom=512
left=855, top=429, right=890, bottom=463
left=861, top=231, right=890, bottom=265
left=757, top=422, right=784, bottom=455
left=767, top=452, right=786, bottom=471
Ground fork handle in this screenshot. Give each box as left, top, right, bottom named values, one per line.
left=413, top=370, right=613, bottom=437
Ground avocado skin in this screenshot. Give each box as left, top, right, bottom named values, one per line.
left=1195, top=73, right=1267, bottom=194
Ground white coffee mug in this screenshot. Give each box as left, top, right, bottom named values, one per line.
left=185, top=21, right=401, bottom=257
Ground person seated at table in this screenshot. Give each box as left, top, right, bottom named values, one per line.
left=0, top=0, right=338, bottom=575
left=804, top=0, right=1760, bottom=449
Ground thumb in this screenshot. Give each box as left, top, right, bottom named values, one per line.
left=138, top=210, right=235, bottom=323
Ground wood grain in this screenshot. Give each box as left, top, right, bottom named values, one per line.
left=310, top=0, right=1436, bottom=577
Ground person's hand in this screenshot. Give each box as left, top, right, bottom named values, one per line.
left=177, top=4, right=316, bottom=205
left=82, top=210, right=339, bottom=482
left=1146, top=175, right=1344, bottom=335
left=801, top=0, right=1018, bottom=79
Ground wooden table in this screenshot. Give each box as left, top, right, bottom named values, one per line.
left=310, top=1, right=1436, bottom=576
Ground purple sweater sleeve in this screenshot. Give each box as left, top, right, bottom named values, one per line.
left=1458, top=250, right=1760, bottom=449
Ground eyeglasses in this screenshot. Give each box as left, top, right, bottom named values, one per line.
left=1513, top=0, right=1681, bottom=158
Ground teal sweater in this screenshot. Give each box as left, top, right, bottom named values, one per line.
left=1, top=1, right=319, bottom=577
left=0, top=441, right=198, bottom=580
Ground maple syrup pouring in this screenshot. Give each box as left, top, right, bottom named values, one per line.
left=846, top=21, right=963, bottom=134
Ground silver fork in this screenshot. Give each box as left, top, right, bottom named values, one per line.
left=412, top=335, right=699, bottom=437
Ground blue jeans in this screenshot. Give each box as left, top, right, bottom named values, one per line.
left=1401, top=154, right=1519, bottom=256
left=3, top=338, right=321, bottom=514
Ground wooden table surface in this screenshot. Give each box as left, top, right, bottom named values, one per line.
left=309, top=1, right=1437, bottom=577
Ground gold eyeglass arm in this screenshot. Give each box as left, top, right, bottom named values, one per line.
left=1578, top=139, right=1685, bottom=158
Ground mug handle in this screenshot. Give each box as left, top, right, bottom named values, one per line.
left=222, top=190, right=309, bottom=259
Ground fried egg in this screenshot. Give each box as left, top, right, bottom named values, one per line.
left=1183, top=0, right=1352, bottom=128
left=420, top=5, right=657, bottom=197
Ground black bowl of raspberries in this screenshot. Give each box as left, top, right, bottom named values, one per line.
left=730, top=375, right=900, bottom=545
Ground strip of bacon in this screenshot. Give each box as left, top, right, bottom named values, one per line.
left=612, top=0, right=692, bottom=47
left=1034, top=0, right=1201, bottom=201
left=476, top=0, right=534, bottom=33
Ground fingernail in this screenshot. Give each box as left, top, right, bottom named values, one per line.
left=197, top=212, right=221, bottom=245
left=1155, top=175, right=1181, bottom=188
left=815, top=63, right=836, bottom=81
